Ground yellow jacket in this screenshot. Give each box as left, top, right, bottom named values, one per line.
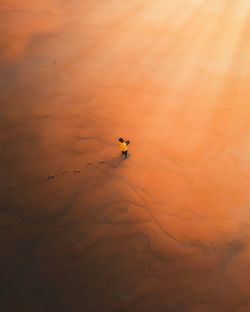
left=119, top=141, right=127, bottom=152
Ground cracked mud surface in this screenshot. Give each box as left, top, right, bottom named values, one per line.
left=0, top=0, right=250, bottom=311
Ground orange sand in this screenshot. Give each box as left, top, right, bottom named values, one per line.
left=0, top=0, right=250, bottom=311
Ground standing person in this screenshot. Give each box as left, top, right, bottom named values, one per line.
left=118, top=138, right=130, bottom=158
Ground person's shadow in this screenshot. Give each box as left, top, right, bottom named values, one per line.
left=111, top=153, right=126, bottom=168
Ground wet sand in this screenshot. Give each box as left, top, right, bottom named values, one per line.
left=0, top=0, right=250, bottom=311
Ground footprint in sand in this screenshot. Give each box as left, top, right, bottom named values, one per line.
left=9, top=157, right=117, bottom=191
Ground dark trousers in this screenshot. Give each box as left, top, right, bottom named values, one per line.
left=122, top=151, right=127, bottom=157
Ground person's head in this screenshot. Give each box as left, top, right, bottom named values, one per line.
left=119, top=138, right=124, bottom=143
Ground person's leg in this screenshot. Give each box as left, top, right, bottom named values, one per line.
left=124, top=151, right=128, bottom=157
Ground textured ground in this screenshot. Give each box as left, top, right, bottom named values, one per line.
left=0, top=0, right=250, bottom=311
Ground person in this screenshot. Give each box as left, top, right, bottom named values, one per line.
left=118, top=138, right=130, bottom=158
